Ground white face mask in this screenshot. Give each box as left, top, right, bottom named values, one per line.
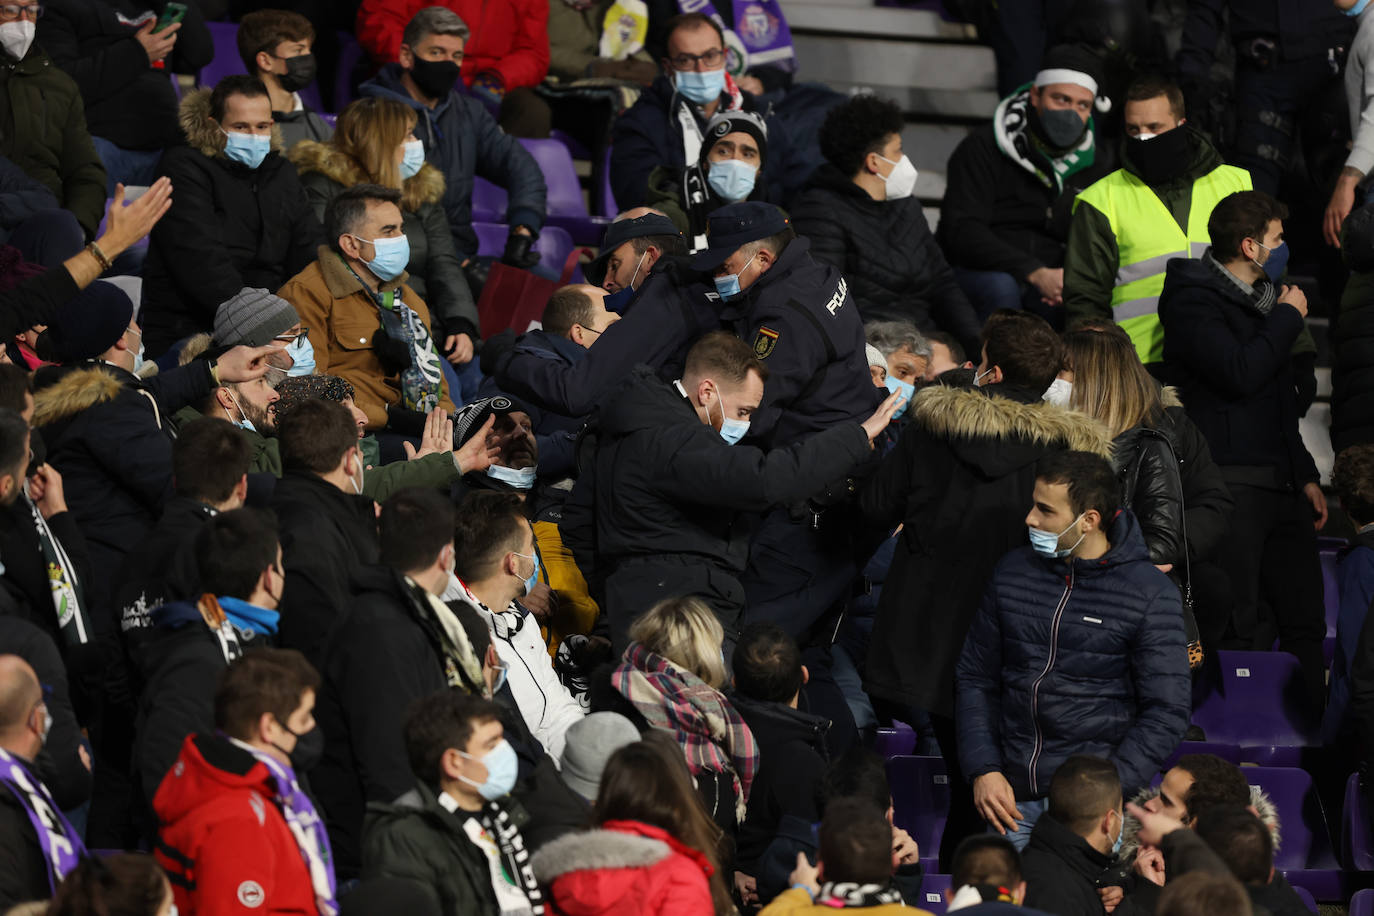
left=0, top=20, right=34, bottom=61
left=876, top=153, right=918, bottom=201
left=1043, top=377, right=1073, bottom=408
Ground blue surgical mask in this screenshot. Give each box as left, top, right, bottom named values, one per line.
left=675, top=68, right=726, bottom=104
left=131, top=341, right=145, bottom=375
left=458, top=738, right=519, bottom=800
left=711, top=389, right=750, bottom=445
left=1028, top=512, right=1085, bottom=559
left=226, top=390, right=257, bottom=434
left=221, top=130, right=271, bottom=169
left=352, top=233, right=410, bottom=282
left=486, top=464, right=537, bottom=490
left=1346, top=0, right=1371, bottom=15
left=490, top=659, right=509, bottom=696
left=1253, top=240, right=1289, bottom=284
left=713, top=252, right=756, bottom=301
left=400, top=138, right=425, bottom=180
left=514, top=550, right=540, bottom=596
left=603, top=286, right=636, bottom=314
left=883, top=375, right=915, bottom=420
left=1112, top=811, right=1125, bottom=856
left=285, top=335, right=315, bottom=377
left=708, top=159, right=757, bottom=202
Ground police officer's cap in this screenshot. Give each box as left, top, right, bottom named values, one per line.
left=586, top=213, right=683, bottom=286
left=689, top=202, right=790, bottom=272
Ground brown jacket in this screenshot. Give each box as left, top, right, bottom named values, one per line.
left=278, top=247, right=455, bottom=430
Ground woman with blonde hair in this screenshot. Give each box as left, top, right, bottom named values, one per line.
left=533, top=733, right=737, bottom=915
left=289, top=96, right=480, bottom=374
left=610, top=596, right=758, bottom=841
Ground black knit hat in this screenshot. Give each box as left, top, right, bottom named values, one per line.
left=702, top=111, right=768, bottom=168
left=46, top=281, right=134, bottom=362
left=452, top=394, right=529, bottom=448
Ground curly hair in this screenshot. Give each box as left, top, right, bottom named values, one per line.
left=818, top=94, right=905, bottom=179
left=1335, top=444, right=1374, bottom=526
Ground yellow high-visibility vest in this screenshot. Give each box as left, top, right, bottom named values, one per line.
left=1076, top=163, right=1251, bottom=363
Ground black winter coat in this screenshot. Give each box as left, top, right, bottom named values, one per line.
left=313, top=565, right=452, bottom=878
left=716, top=235, right=880, bottom=448
left=272, top=472, right=378, bottom=670
left=1021, top=812, right=1115, bottom=916
left=1333, top=264, right=1374, bottom=452
left=1158, top=398, right=1233, bottom=562
left=790, top=163, right=982, bottom=358
left=492, top=255, right=719, bottom=418
left=857, top=383, right=1113, bottom=717
left=730, top=694, right=829, bottom=873
left=38, top=0, right=213, bottom=150
left=1113, top=425, right=1185, bottom=568
left=114, top=495, right=215, bottom=653
left=955, top=512, right=1190, bottom=798
left=0, top=495, right=91, bottom=654
left=0, top=774, right=50, bottom=911
left=32, top=361, right=214, bottom=621
left=1158, top=256, right=1319, bottom=489
left=142, top=89, right=323, bottom=355
left=938, top=123, right=1109, bottom=279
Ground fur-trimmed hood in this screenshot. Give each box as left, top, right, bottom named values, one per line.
left=179, top=88, right=285, bottom=160
left=288, top=140, right=446, bottom=212
left=32, top=365, right=127, bottom=427
left=911, top=384, right=1114, bottom=464
left=531, top=827, right=673, bottom=884
left=1117, top=784, right=1281, bottom=863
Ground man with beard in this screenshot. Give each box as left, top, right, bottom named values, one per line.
left=938, top=45, right=1116, bottom=322
left=1063, top=73, right=1252, bottom=369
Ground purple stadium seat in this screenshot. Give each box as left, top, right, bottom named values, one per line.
left=471, top=178, right=507, bottom=224
left=198, top=21, right=323, bottom=112
left=1292, top=884, right=1318, bottom=914
left=1160, top=740, right=1242, bottom=772
left=1354, top=889, right=1374, bottom=916
left=1189, top=651, right=1320, bottom=764
left=334, top=31, right=364, bottom=110
left=596, top=146, right=618, bottom=218
left=550, top=128, right=590, bottom=161
left=1343, top=772, right=1374, bottom=871
left=320, top=113, right=337, bottom=129
left=471, top=222, right=578, bottom=280
left=874, top=723, right=916, bottom=759
left=1243, top=766, right=1341, bottom=900
left=918, top=874, right=951, bottom=915
left=517, top=137, right=610, bottom=245
left=887, top=755, right=949, bottom=872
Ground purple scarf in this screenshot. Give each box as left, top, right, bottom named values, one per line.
left=0, top=747, right=85, bottom=891
left=675, top=0, right=796, bottom=73
left=231, top=741, right=338, bottom=916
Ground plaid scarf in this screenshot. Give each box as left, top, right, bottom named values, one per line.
left=612, top=643, right=758, bottom=821
left=1202, top=248, right=1278, bottom=315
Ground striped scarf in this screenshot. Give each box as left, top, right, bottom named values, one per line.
left=612, top=643, right=758, bottom=821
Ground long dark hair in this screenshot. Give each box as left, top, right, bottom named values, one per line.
left=46, top=853, right=168, bottom=916
left=594, top=732, right=735, bottom=915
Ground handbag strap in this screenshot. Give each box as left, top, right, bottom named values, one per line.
left=559, top=247, right=595, bottom=286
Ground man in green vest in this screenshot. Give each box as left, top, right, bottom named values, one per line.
left=1063, top=74, right=1251, bottom=368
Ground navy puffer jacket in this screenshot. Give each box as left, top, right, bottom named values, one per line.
left=955, top=509, right=1190, bottom=799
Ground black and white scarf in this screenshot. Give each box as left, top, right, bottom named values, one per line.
left=815, top=882, right=906, bottom=907
left=1202, top=248, right=1278, bottom=315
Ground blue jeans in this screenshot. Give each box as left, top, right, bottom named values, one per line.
left=91, top=137, right=163, bottom=196
left=953, top=267, right=1063, bottom=330
left=1002, top=797, right=1048, bottom=851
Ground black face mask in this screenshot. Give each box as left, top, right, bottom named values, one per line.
left=278, top=53, right=317, bottom=93
left=276, top=725, right=324, bottom=773
left=25, top=428, right=44, bottom=480
left=1029, top=105, right=1088, bottom=151
left=409, top=58, right=461, bottom=100
left=1127, top=127, right=1193, bottom=186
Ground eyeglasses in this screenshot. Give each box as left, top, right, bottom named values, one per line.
left=668, top=48, right=725, bottom=71
left=274, top=326, right=309, bottom=344
left=0, top=4, right=43, bottom=20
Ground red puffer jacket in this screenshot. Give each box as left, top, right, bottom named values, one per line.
left=531, top=819, right=715, bottom=916
left=355, top=0, right=550, bottom=90
left=153, top=734, right=318, bottom=915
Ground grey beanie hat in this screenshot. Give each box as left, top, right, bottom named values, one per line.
left=559, top=712, right=641, bottom=802
left=214, top=287, right=300, bottom=348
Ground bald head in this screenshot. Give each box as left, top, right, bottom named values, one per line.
left=542, top=283, right=620, bottom=348
left=0, top=655, right=42, bottom=753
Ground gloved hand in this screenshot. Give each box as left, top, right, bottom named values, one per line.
left=463, top=257, right=491, bottom=297
left=501, top=230, right=541, bottom=269
left=470, top=70, right=506, bottom=109
left=479, top=327, right=518, bottom=377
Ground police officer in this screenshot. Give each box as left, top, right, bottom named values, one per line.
left=480, top=213, right=714, bottom=419
left=1177, top=0, right=1354, bottom=197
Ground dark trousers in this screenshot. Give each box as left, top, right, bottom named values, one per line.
left=952, top=266, right=1063, bottom=329
left=604, top=557, right=744, bottom=655
left=740, top=508, right=862, bottom=642
left=4, top=208, right=85, bottom=269
left=498, top=87, right=552, bottom=139
left=931, top=711, right=984, bottom=872
left=1232, top=57, right=1342, bottom=196
left=1214, top=483, right=1327, bottom=712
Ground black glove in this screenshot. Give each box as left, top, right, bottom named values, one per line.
left=463, top=257, right=491, bottom=298
left=501, top=230, right=541, bottom=269
left=478, top=327, right=518, bottom=377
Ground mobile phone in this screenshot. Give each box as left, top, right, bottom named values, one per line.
left=156, top=2, right=187, bottom=30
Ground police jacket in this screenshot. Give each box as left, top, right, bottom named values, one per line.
left=716, top=235, right=879, bottom=448
left=955, top=510, right=1192, bottom=799
left=592, top=368, right=872, bottom=575
left=1178, top=0, right=1354, bottom=80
